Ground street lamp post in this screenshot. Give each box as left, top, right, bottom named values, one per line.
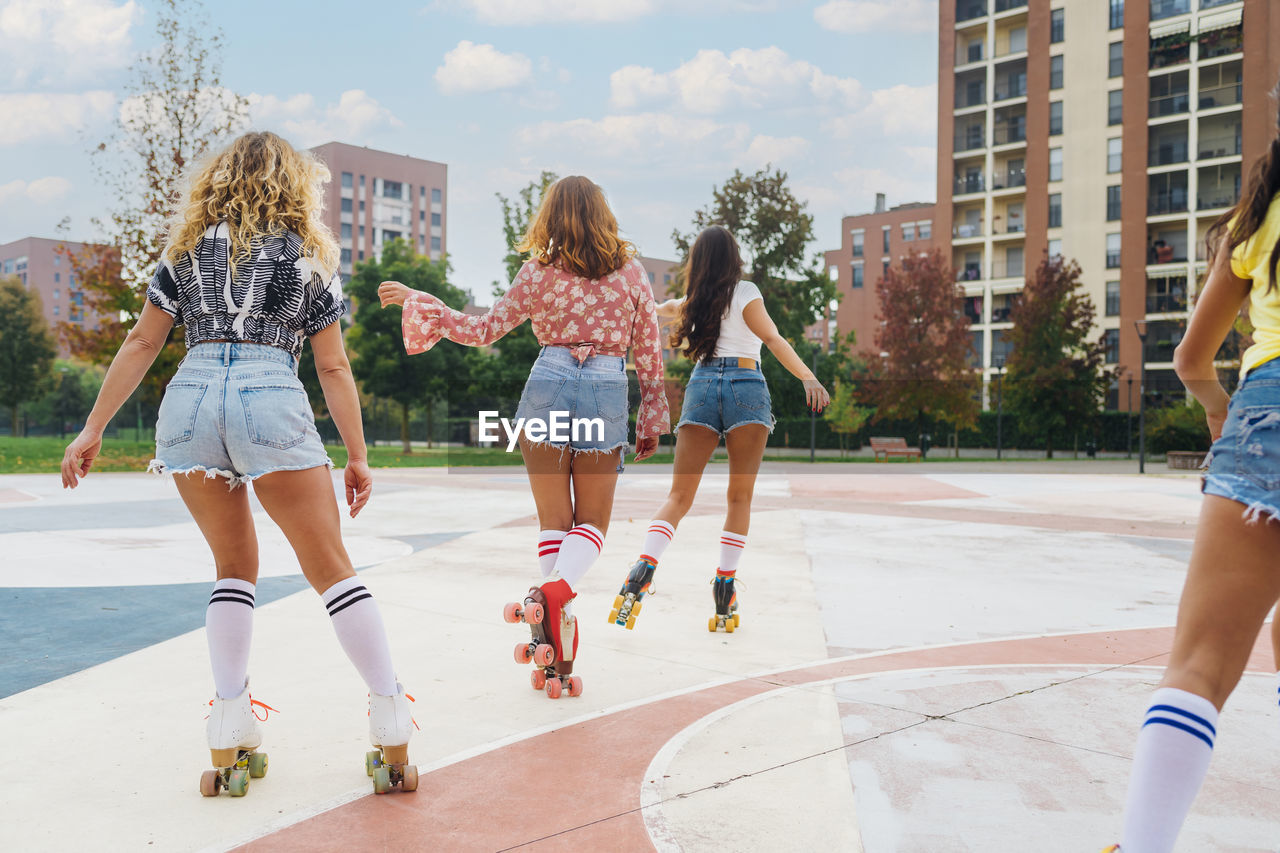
left=995, top=360, right=1006, bottom=461
left=809, top=348, right=818, bottom=464
left=1134, top=322, right=1148, bottom=474
left=1126, top=373, right=1134, bottom=460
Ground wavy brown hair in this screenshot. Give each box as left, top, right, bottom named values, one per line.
left=1207, top=85, right=1280, bottom=292
left=670, top=226, right=744, bottom=363
left=517, top=176, right=635, bottom=279
left=167, top=131, right=338, bottom=276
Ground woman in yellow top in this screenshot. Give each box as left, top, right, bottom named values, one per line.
left=1104, top=111, right=1280, bottom=852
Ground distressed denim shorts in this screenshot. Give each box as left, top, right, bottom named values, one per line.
left=676, top=358, right=775, bottom=436
left=1203, top=357, right=1280, bottom=522
left=514, top=346, right=630, bottom=464
left=149, top=342, right=332, bottom=488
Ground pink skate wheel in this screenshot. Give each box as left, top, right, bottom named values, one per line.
left=514, top=642, right=533, bottom=664
left=567, top=676, right=583, bottom=697
left=533, top=643, right=555, bottom=667
left=503, top=602, right=522, bottom=624
left=530, top=669, right=546, bottom=690
left=545, top=677, right=563, bottom=699
left=199, top=770, right=221, bottom=797
left=523, top=602, right=544, bottom=624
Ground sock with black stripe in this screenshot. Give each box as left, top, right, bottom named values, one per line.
left=553, top=523, right=604, bottom=590
left=1120, top=687, right=1219, bottom=853
left=639, top=520, right=675, bottom=565
left=538, top=530, right=567, bottom=578
left=718, top=530, right=747, bottom=577
left=207, top=578, right=255, bottom=699
left=321, top=575, right=398, bottom=696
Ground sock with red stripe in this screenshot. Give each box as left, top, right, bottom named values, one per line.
left=321, top=575, right=398, bottom=696
left=718, top=530, right=747, bottom=577
left=639, top=520, right=675, bottom=565
left=553, top=523, right=604, bottom=590
left=537, top=530, right=567, bottom=578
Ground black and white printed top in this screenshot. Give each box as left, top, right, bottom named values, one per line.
left=146, top=222, right=345, bottom=359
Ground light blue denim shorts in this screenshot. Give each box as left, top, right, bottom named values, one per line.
left=1203, top=357, right=1280, bottom=522
left=149, top=342, right=332, bottom=488
left=514, top=346, right=630, bottom=464
left=676, top=358, right=775, bottom=436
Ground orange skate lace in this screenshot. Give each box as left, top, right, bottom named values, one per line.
left=203, top=695, right=279, bottom=722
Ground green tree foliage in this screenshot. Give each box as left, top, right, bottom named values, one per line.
left=824, top=378, right=872, bottom=456
left=0, top=279, right=58, bottom=436
left=1146, top=400, right=1211, bottom=454
left=26, top=361, right=102, bottom=437
left=863, top=250, right=978, bottom=439
left=1004, top=255, right=1112, bottom=458
left=346, top=241, right=469, bottom=452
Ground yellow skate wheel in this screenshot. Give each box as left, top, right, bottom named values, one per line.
left=227, top=767, right=250, bottom=797
left=631, top=600, right=643, bottom=617
left=733, top=613, right=740, bottom=628
left=612, top=594, right=625, bottom=610
left=373, top=766, right=392, bottom=794
left=365, top=749, right=383, bottom=777
left=724, top=617, right=735, bottom=634
left=199, top=769, right=221, bottom=797
left=625, top=614, right=637, bottom=630
left=708, top=617, right=717, bottom=632
left=248, top=751, right=268, bottom=779
left=608, top=608, right=620, bottom=624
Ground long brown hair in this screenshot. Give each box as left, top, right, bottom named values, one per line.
left=671, top=226, right=744, bottom=363
left=1207, top=86, right=1280, bottom=292
left=516, top=176, right=635, bottom=279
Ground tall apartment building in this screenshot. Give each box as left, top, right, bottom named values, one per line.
left=309, top=142, right=448, bottom=281
left=823, top=195, right=938, bottom=355
left=0, top=236, right=95, bottom=352
left=938, top=0, right=1274, bottom=407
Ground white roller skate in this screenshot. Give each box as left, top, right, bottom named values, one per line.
left=365, top=682, right=418, bottom=794
left=200, top=679, right=271, bottom=797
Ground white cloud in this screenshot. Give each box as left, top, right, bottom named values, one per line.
left=610, top=47, right=862, bottom=114
left=518, top=113, right=749, bottom=166
left=447, top=0, right=782, bottom=24
left=247, top=89, right=403, bottom=148
left=0, top=176, right=72, bottom=206
left=0, top=91, right=116, bottom=145
left=742, top=135, right=810, bottom=167
left=435, top=41, right=533, bottom=95
left=825, top=84, right=937, bottom=138
left=814, top=0, right=937, bottom=34
left=0, top=0, right=138, bottom=85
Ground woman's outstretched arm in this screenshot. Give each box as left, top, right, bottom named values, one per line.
left=379, top=264, right=533, bottom=353
left=741, top=299, right=831, bottom=412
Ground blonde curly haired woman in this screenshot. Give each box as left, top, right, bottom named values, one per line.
left=62, top=132, right=416, bottom=797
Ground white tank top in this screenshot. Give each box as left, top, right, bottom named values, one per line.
left=709, top=280, right=764, bottom=361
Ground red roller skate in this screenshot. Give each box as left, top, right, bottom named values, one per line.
left=504, top=577, right=583, bottom=698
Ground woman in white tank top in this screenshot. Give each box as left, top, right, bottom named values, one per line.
left=608, top=225, right=830, bottom=632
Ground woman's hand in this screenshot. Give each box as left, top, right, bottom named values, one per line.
left=634, top=436, right=659, bottom=463
left=344, top=458, right=373, bottom=518
left=803, top=378, right=831, bottom=413
left=378, top=281, right=416, bottom=308
left=1206, top=406, right=1228, bottom=442
left=61, top=427, right=103, bottom=489
left=655, top=298, right=682, bottom=319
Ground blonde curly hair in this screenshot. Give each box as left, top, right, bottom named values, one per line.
left=166, top=131, right=338, bottom=275
left=516, top=176, right=635, bottom=280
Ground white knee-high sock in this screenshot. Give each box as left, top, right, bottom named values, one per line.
left=538, top=530, right=567, bottom=578
left=321, top=576, right=398, bottom=696
left=1120, top=687, right=1219, bottom=853
left=640, top=520, right=675, bottom=565
left=552, top=523, right=604, bottom=591
left=207, top=579, right=255, bottom=699
left=718, top=531, right=747, bottom=576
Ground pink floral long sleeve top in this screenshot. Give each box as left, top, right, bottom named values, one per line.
left=401, top=257, right=671, bottom=439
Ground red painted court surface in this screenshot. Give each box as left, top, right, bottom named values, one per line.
left=2, top=464, right=1276, bottom=852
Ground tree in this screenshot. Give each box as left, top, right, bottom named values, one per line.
left=26, top=361, right=102, bottom=437
left=61, top=0, right=247, bottom=405
left=673, top=166, right=836, bottom=341
left=0, top=278, right=57, bottom=436
left=863, top=250, right=978, bottom=441
left=346, top=240, right=469, bottom=452
left=1004, top=255, right=1111, bottom=458
left=824, top=379, right=872, bottom=456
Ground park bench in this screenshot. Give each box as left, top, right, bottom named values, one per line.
left=870, top=437, right=923, bottom=462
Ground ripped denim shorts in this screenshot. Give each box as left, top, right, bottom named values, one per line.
left=514, top=346, right=630, bottom=469
left=1203, top=357, right=1280, bottom=522
left=149, top=342, right=332, bottom=488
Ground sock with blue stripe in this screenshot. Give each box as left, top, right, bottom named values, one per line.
left=1120, top=687, right=1218, bottom=853
left=321, top=575, right=398, bottom=696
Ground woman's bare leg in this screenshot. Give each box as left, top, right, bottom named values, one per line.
left=723, top=424, right=770, bottom=536
left=569, top=448, right=623, bottom=534
left=652, top=425, right=720, bottom=527
left=521, top=440, right=574, bottom=532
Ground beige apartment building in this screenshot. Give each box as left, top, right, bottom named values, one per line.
left=0, top=236, right=95, bottom=352
left=309, top=142, right=448, bottom=281
left=938, top=0, right=1275, bottom=407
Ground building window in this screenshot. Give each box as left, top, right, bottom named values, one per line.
left=1049, top=101, right=1063, bottom=135
left=359, top=200, right=366, bottom=212
left=2, top=259, right=12, bottom=274
left=1049, top=55, right=1064, bottom=90
left=1108, top=90, right=1123, bottom=125
left=1048, top=239, right=1063, bottom=259
left=1049, top=148, right=1063, bottom=182
left=358, top=250, right=365, bottom=261
left=341, top=223, right=352, bottom=240
left=1149, top=0, right=1189, bottom=22
left=431, top=236, right=442, bottom=252
left=53, top=305, right=60, bottom=317
left=902, top=223, right=916, bottom=242
left=1050, top=8, right=1064, bottom=43
left=1048, top=194, right=1062, bottom=228
left=431, top=188, right=442, bottom=204
left=1104, top=328, right=1120, bottom=363
left=883, top=260, right=890, bottom=276
left=1106, top=234, right=1122, bottom=268
left=53, top=288, right=60, bottom=300
left=341, top=172, right=353, bottom=189
left=648, top=272, right=657, bottom=285
left=359, top=225, right=365, bottom=239
left=852, top=230, right=864, bottom=258
left=340, top=197, right=352, bottom=213
left=1109, top=42, right=1123, bottom=77
left=1108, top=138, right=1123, bottom=173
left=340, top=248, right=352, bottom=264
left=383, top=230, right=402, bottom=243
left=1106, top=185, right=1122, bottom=221
left=882, top=227, right=890, bottom=254
left=359, top=175, right=365, bottom=187
left=54, top=272, right=60, bottom=284
left=852, top=262, right=864, bottom=289
left=918, top=221, right=932, bottom=240
left=1106, top=281, right=1121, bottom=316
left=419, top=209, right=425, bottom=221
left=383, top=180, right=404, bottom=200
left=1110, top=0, right=1124, bottom=29
left=432, top=213, right=442, bottom=226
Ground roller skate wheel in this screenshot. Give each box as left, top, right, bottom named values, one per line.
left=708, top=617, right=718, bottom=632
left=372, top=766, right=392, bottom=794
left=545, top=677, right=563, bottom=699
left=530, top=669, right=547, bottom=690
left=514, top=642, right=534, bottom=665
left=608, top=607, right=620, bottom=624
left=401, top=765, right=419, bottom=792
left=533, top=643, right=555, bottom=667
left=567, top=676, right=583, bottom=697
left=503, top=602, right=522, bottom=624
left=631, top=600, right=643, bottom=617
left=724, top=617, right=735, bottom=634
left=612, top=594, right=625, bottom=611
left=523, top=602, right=544, bottom=624
left=199, top=769, right=222, bottom=797
left=227, top=767, right=250, bottom=797
left=625, top=614, right=637, bottom=630
left=247, top=751, right=268, bottom=778
left=365, top=749, right=383, bottom=777
left=733, top=613, right=740, bottom=628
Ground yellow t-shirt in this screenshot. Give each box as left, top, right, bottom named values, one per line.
left=1232, top=195, right=1280, bottom=376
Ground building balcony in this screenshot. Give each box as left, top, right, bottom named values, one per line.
left=1197, top=82, right=1242, bottom=111
left=954, top=174, right=986, bottom=195
left=992, top=125, right=1027, bottom=147
left=1149, top=91, right=1189, bottom=119
left=1146, top=293, right=1188, bottom=314
left=1198, top=133, right=1241, bottom=161
left=954, top=133, right=987, bottom=154
left=953, top=223, right=985, bottom=240
left=1149, top=0, right=1190, bottom=21
left=990, top=260, right=1024, bottom=280
left=991, top=169, right=1027, bottom=191
left=993, top=0, right=1026, bottom=13
left=956, top=0, right=987, bottom=23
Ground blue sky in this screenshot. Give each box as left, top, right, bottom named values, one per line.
left=0, top=0, right=938, bottom=300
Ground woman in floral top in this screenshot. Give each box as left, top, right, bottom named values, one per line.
left=378, top=175, right=670, bottom=698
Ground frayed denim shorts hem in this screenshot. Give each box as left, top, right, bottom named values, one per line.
left=148, top=458, right=334, bottom=490
left=1200, top=358, right=1280, bottom=524
left=515, top=347, right=631, bottom=473
left=675, top=359, right=776, bottom=438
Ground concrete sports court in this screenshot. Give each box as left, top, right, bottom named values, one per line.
left=1, top=462, right=1276, bottom=852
